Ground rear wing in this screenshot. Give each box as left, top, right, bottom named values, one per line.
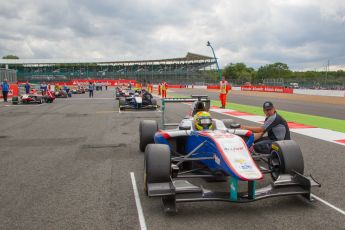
left=161, top=95, right=210, bottom=128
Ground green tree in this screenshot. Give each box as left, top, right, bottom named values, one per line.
left=257, top=62, right=292, bottom=81
left=223, top=62, right=256, bottom=84
left=2, top=55, right=19, bottom=59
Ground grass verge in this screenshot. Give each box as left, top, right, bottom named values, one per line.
left=166, top=93, right=345, bottom=133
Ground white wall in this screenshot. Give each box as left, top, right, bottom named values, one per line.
left=294, top=89, right=345, bottom=97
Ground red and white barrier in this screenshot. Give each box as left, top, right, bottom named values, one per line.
left=0, top=84, right=19, bottom=99
left=241, top=85, right=293, bottom=94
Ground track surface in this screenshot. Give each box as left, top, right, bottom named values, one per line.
left=174, top=88, right=345, bottom=120
left=0, top=89, right=344, bottom=230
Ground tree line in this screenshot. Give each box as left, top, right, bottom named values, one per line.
left=222, top=62, right=345, bottom=88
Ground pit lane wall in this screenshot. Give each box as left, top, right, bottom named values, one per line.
left=293, top=89, right=345, bottom=97
left=240, top=85, right=293, bottom=94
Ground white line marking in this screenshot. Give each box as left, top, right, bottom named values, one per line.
left=130, top=172, right=147, bottom=230
left=311, top=194, right=345, bottom=216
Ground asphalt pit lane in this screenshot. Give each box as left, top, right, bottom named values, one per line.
left=0, top=137, right=86, bottom=147
left=80, top=143, right=127, bottom=149
left=65, top=113, right=88, bottom=117
left=76, top=143, right=127, bottom=161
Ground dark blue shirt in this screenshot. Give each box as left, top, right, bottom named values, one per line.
left=25, top=83, right=31, bottom=93
left=1, top=82, right=9, bottom=92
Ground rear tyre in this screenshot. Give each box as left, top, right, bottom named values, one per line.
left=151, top=98, right=157, bottom=106
left=269, top=140, right=304, bottom=180
left=139, top=120, right=158, bottom=152
left=12, top=96, right=19, bottom=105
left=119, top=98, right=126, bottom=106
left=144, top=144, right=171, bottom=194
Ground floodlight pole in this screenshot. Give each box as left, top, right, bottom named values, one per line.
left=207, top=41, right=222, bottom=81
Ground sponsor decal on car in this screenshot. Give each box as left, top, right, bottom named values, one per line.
left=214, top=154, right=221, bottom=165
left=271, top=144, right=279, bottom=151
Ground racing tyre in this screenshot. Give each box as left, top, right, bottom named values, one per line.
left=144, top=144, right=171, bottom=194
left=269, top=140, right=304, bottom=181
left=222, top=119, right=234, bottom=129
left=12, top=96, right=19, bottom=105
left=119, top=98, right=126, bottom=106
left=139, top=120, right=158, bottom=152
left=151, top=98, right=157, bottom=106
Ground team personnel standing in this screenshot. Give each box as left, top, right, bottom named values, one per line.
left=161, top=81, right=168, bottom=98
left=240, top=101, right=291, bottom=154
left=25, top=81, right=31, bottom=94
left=1, top=79, right=10, bottom=102
left=219, top=75, right=230, bottom=108
left=40, top=81, right=48, bottom=95
left=88, top=82, right=95, bottom=98
left=158, top=83, right=161, bottom=96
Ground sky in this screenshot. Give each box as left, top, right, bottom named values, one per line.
left=0, top=0, right=344, bottom=70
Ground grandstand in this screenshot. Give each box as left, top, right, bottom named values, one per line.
left=0, top=53, right=217, bottom=84
left=0, top=68, right=17, bottom=83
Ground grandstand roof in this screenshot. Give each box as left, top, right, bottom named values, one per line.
left=0, top=52, right=213, bottom=65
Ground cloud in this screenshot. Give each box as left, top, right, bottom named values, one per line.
left=0, top=0, right=344, bottom=70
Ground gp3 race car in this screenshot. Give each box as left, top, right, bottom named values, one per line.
left=54, top=90, right=69, bottom=98
left=118, top=90, right=158, bottom=111
left=12, top=91, right=55, bottom=104
left=139, top=96, right=320, bottom=213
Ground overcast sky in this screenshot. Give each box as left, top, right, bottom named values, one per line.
left=0, top=0, right=344, bottom=70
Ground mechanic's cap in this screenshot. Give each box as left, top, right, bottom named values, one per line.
left=263, top=101, right=274, bottom=110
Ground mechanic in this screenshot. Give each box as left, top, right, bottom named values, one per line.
left=24, top=81, right=31, bottom=94
left=63, top=84, right=70, bottom=94
left=240, top=101, right=291, bottom=154
left=88, top=82, right=95, bottom=98
left=219, top=75, right=230, bottom=109
left=40, top=81, right=48, bottom=95
left=1, top=79, right=10, bottom=102
left=194, top=111, right=213, bottom=131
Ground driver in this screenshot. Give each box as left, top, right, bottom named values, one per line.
left=194, top=111, right=213, bottom=130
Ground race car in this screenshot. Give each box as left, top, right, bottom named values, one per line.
left=118, top=90, right=158, bottom=110
left=54, top=90, right=69, bottom=98
left=115, top=87, right=133, bottom=100
left=12, top=90, right=55, bottom=104
left=139, top=96, right=320, bottom=213
left=71, top=87, right=85, bottom=94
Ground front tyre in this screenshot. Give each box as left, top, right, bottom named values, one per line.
left=269, top=140, right=304, bottom=180
left=144, top=144, right=171, bottom=194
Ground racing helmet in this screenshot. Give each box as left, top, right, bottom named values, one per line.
left=194, top=111, right=213, bottom=130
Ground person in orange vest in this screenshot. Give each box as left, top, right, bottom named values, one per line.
left=219, top=75, right=230, bottom=108
left=158, top=83, right=161, bottom=96
left=147, top=83, right=152, bottom=93
left=162, top=81, right=168, bottom=98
